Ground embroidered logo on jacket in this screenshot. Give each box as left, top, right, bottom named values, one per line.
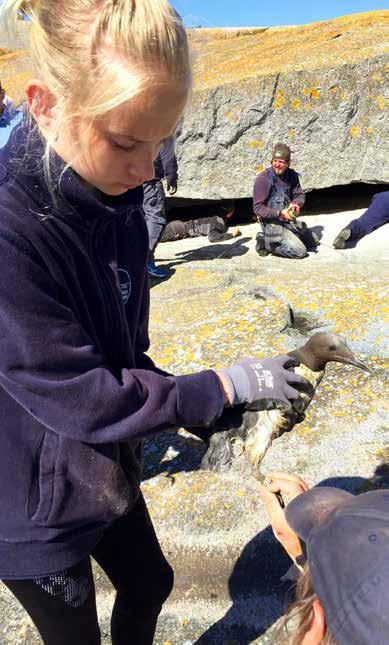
left=117, top=269, right=132, bottom=304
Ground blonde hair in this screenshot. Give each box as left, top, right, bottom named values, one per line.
left=277, top=565, right=336, bottom=645
left=1, top=0, right=191, bottom=184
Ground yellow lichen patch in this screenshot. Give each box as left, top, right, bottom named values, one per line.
left=225, top=111, right=233, bottom=120
left=305, top=102, right=312, bottom=110
left=366, top=126, right=374, bottom=134
left=249, top=140, right=264, bottom=150
left=303, top=87, right=320, bottom=100
left=273, top=90, right=285, bottom=109
left=350, top=125, right=360, bottom=138
left=255, top=163, right=265, bottom=174
left=288, top=129, right=296, bottom=139
left=291, top=98, right=301, bottom=109
left=221, top=289, right=234, bottom=301
left=376, top=95, right=387, bottom=110
left=376, top=447, right=389, bottom=461
left=330, top=86, right=338, bottom=94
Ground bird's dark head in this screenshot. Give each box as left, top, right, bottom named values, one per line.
left=293, top=332, right=371, bottom=372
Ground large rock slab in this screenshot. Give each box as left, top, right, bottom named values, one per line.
left=176, top=11, right=389, bottom=199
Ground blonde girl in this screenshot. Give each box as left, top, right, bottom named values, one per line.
left=0, top=1, right=305, bottom=642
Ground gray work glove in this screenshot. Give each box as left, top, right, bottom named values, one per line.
left=218, top=355, right=309, bottom=410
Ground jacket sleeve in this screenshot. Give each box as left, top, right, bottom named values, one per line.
left=160, top=137, right=178, bottom=184
left=0, top=228, right=224, bottom=443
left=291, top=172, right=305, bottom=208
left=253, top=172, right=279, bottom=219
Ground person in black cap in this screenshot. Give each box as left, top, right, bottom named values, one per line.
left=253, top=143, right=318, bottom=258
left=260, top=471, right=389, bottom=644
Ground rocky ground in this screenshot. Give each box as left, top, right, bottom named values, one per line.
left=1, top=209, right=388, bottom=644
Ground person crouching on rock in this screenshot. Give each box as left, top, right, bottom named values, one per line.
left=160, top=203, right=241, bottom=243
left=0, top=1, right=310, bottom=643
left=260, top=472, right=389, bottom=644
left=253, top=143, right=318, bottom=258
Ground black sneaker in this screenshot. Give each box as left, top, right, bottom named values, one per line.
left=333, top=226, right=352, bottom=249
left=255, top=234, right=268, bottom=256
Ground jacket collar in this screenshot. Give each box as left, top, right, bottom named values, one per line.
left=1, top=113, right=143, bottom=228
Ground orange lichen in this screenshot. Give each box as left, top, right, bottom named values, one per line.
left=273, top=90, right=285, bottom=109
left=249, top=139, right=264, bottom=149
left=189, top=12, right=389, bottom=90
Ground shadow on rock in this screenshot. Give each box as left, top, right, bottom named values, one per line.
left=171, top=237, right=251, bottom=264
left=142, top=430, right=206, bottom=481
left=194, top=468, right=389, bottom=644
left=148, top=265, right=176, bottom=288
left=309, top=224, right=324, bottom=242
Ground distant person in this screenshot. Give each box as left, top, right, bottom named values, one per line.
left=333, top=191, right=389, bottom=249
left=0, top=82, right=22, bottom=147
left=0, top=82, right=16, bottom=125
left=143, top=136, right=178, bottom=278
left=260, top=471, right=389, bottom=644
left=253, top=143, right=318, bottom=258
left=160, top=204, right=241, bottom=243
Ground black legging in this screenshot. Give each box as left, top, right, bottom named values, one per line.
left=2, top=494, right=174, bottom=645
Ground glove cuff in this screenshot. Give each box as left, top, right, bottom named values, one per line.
left=218, top=365, right=250, bottom=406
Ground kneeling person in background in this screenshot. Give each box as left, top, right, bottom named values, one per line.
left=253, top=143, right=318, bottom=258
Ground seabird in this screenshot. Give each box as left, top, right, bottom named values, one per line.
left=200, top=332, right=370, bottom=480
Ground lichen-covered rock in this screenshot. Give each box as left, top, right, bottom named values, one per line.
left=177, top=11, right=389, bottom=199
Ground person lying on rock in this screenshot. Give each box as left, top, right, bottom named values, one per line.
left=0, top=1, right=310, bottom=643
left=333, top=191, right=389, bottom=249
left=260, top=471, right=389, bottom=645
left=160, top=203, right=241, bottom=243
left=253, top=143, right=319, bottom=258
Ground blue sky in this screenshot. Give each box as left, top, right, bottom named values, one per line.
left=173, top=1, right=386, bottom=27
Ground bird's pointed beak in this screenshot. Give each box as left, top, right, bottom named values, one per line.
left=333, top=350, right=371, bottom=373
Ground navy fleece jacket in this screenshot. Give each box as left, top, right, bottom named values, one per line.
left=0, top=118, right=224, bottom=579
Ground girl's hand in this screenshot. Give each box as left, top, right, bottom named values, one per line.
left=258, top=472, right=309, bottom=563
left=216, top=355, right=308, bottom=409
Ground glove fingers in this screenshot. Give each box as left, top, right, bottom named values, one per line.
left=283, top=384, right=302, bottom=400
left=282, top=369, right=305, bottom=384
left=284, top=371, right=313, bottom=394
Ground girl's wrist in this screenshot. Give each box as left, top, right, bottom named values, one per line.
left=215, top=371, right=233, bottom=406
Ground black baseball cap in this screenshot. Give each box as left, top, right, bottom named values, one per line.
left=285, top=487, right=389, bottom=645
